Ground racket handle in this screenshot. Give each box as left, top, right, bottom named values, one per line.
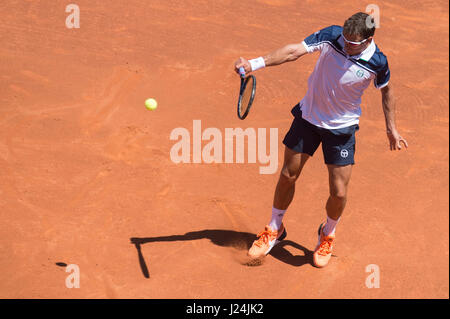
left=239, top=66, right=246, bottom=78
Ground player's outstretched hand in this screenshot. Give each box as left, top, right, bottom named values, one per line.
left=234, top=57, right=252, bottom=76
left=387, top=130, right=408, bottom=150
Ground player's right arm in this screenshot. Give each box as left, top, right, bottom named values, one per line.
left=234, top=25, right=340, bottom=75
left=263, top=43, right=308, bottom=66
left=234, top=43, right=308, bottom=75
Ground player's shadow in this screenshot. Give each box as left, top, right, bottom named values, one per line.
left=130, top=229, right=313, bottom=278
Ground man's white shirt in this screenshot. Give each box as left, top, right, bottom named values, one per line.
left=297, top=25, right=390, bottom=129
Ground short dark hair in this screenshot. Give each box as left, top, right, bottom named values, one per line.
left=343, top=12, right=375, bottom=39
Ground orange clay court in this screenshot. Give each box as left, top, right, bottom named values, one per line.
left=0, top=0, right=448, bottom=299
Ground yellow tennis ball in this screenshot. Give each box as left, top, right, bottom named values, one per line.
left=145, top=98, right=157, bottom=110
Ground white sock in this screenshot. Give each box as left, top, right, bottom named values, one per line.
left=268, top=207, right=286, bottom=231
left=323, top=216, right=340, bottom=236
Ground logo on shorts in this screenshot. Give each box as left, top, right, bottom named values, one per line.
left=341, top=149, right=349, bottom=158
left=356, top=70, right=364, bottom=78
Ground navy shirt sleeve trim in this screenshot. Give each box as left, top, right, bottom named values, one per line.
left=303, top=25, right=344, bottom=50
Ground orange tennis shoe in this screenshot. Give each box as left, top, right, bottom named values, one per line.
left=313, top=223, right=335, bottom=268
left=248, top=224, right=287, bottom=259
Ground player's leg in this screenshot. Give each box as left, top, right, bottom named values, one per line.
left=247, top=147, right=310, bottom=259
left=267, top=147, right=310, bottom=232
left=248, top=105, right=321, bottom=259
left=313, top=124, right=358, bottom=267
left=273, top=147, right=310, bottom=211
left=325, top=164, right=353, bottom=221
left=270, top=111, right=320, bottom=230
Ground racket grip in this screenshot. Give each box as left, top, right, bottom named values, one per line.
left=239, top=67, right=246, bottom=77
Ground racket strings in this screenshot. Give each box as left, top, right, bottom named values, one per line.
left=239, top=76, right=255, bottom=118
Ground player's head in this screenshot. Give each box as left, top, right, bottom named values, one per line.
left=342, top=12, right=376, bottom=56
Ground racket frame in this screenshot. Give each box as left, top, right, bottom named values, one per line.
left=237, top=74, right=256, bottom=120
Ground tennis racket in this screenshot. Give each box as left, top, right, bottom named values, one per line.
left=237, top=66, right=256, bottom=120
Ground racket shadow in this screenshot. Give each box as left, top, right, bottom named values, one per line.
left=131, top=229, right=257, bottom=251
left=130, top=230, right=313, bottom=278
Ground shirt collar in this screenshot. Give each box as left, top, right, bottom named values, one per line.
left=337, top=36, right=376, bottom=61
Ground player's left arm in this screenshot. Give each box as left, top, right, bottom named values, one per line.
left=381, top=83, right=408, bottom=150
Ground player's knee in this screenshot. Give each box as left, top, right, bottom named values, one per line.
left=279, top=167, right=299, bottom=186
left=329, top=189, right=347, bottom=202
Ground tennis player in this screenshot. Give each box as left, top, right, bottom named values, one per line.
left=234, top=12, right=408, bottom=267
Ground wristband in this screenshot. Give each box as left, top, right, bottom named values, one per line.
left=248, top=57, right=266, bottom=71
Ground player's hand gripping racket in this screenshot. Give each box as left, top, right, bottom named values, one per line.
left=237, top=67, right=256, bottom=120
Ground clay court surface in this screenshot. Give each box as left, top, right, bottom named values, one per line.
left=1, top=0, right=448, bottom=299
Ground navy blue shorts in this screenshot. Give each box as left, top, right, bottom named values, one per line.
left=283, top=104, right=359, bottom=166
